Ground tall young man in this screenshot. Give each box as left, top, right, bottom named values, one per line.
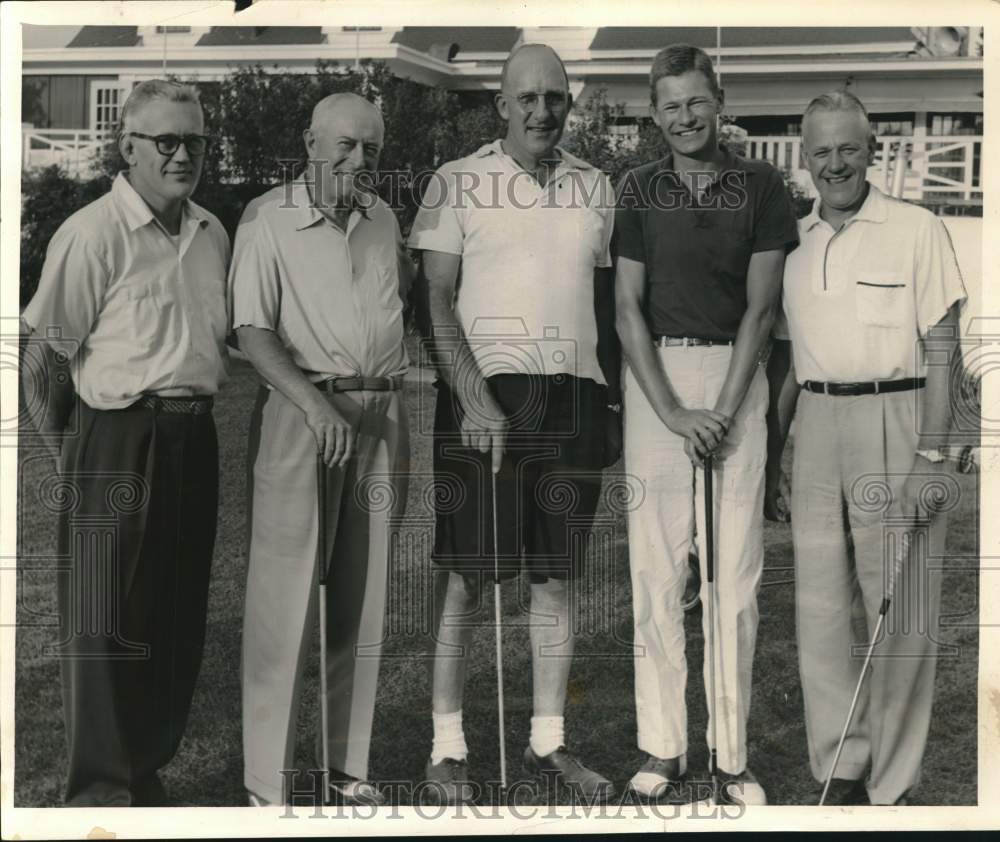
left=614, top=44, right=799, bottom=804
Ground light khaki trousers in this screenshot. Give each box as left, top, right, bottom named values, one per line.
left=792, top=389, right=946, bottom=805
left=242, top=386, right=408, bottom=803
left=624, top=347, right=768, bottom=774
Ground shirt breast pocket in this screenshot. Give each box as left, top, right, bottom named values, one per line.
left=855, top=274, right=910, bottom=328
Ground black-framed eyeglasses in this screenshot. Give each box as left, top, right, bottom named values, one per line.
left=128, top=132, right=210, bottom=157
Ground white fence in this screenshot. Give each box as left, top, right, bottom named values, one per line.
left=21, top=127, right=107, bottom=178
left=22, top=127, right=983, bottom=206
left=746, top=134, right=982, bottom=204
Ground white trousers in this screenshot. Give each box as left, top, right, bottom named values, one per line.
left=624, top=346, right=767, bottom=774
left=241, top=386, right=408, bottom=803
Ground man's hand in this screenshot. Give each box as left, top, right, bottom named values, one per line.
left=764, top=468, right=791, bottom=523
left=895, top=453, right=951, bottom=521
left=459, top=393, right=507, bottom=474
left=666, top=407, right=731, bottom=456
left=306, top=400, right=356, bottom=467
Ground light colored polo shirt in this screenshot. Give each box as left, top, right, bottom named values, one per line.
left=229, top=180, right=407, bottom=381
left=407, top=140, right=614, bottom=384
left=777, top=184, right=966, bottom=383
left=22, top=172, right=231, bottom=410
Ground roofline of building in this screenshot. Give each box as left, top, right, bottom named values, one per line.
left=21, top=44, right=981, bottom=82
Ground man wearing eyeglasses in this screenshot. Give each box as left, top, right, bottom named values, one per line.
left=20, top=80, right=229, bottom=806
left=408, top=43, right=619, bottom=804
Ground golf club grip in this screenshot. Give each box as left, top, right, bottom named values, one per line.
left=316, top=455, right=327, bottom=584
left=704, top=453, right=715, bottom=583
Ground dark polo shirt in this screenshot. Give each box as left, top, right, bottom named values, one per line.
left=614, top=151, right=799, bottom=341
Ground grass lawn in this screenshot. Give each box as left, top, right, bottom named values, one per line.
left=14, top=356, right=980, bottom=807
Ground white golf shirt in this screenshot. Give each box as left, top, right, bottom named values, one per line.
left=777, top=184, right=967, bottom=383
left=407, top=140, right=615, bottom=384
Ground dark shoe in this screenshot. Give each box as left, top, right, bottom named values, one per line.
left=131, top=773, right=169, bottom=807
left=247, top=790, right=272, bottom=807
left=421, top=757, right=473, bottom=806
left=628, top=754, right=692, bottom=803
left=808, top=777, right=868, bottom=806
left=524, top=746, right=616, bottom=803
left=327, top=770, right=384, bottom=806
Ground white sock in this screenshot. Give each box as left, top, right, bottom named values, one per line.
left=529, top=715, right=565, bottom=758
left=431, top=710, right=468, bottom=765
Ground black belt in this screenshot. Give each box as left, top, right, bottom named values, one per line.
left=802, top=377, right=926, bottom=396
left=652, top=336, right=735, bottom=347
left=316, top=376, right=402, bottom=394
left=136, top=394, right=214, bottom=414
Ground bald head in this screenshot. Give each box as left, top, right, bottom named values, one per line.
left=310, top=92, right=384, bottom=137
left=500, top=43, right=569, bottom=93
left=304, top=92, right=385, bottom=211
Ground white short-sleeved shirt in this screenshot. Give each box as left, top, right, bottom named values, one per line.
left=229, top=180, right=408, bottom=381
left=407, top=140, right=614, bottom=384
left=22, top=172, right=231, bottom=410
left=777, top=184, right=967, bottom=383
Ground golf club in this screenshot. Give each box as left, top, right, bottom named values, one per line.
left=491, top=469, right=508, bottom=794
left=704, top=452, right=719, bottom=806
left=316, top=453, right=330, bottom=803
left=819, top=529, right=912, bottom=805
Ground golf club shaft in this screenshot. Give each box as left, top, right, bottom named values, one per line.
left=492, top=470, right=508, bottom=791
left=317, top=456, right=330, bottom=790
left=818, top=612, right=884, bottom=805
left=704, top=453, right=718, bottom=799
left=819, top=532, right=911, bottom=805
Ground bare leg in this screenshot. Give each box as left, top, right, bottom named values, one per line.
left=430, top=571, right=483, bottom=713
left=529, top=578, right=574, bottom=717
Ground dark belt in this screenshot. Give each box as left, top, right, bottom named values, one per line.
left=802, top=377, right=926, bottom=396
left=652, top=336, right=735, bottom=348
left=316, top=375, right=402, bottom=394
left=135, top=394, right=214, bottom=414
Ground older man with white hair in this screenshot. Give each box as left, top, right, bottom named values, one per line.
left=232, top=92, right=411, bottom=807
left=20, top=79, right=229, bottom=806
left=765, top=90, right=967, bottom=805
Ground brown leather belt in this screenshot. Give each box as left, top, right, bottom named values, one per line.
left=653, top=336, right=735, bottom=348
left=315, top=376, right=402, bottom=393
left=802, top=377, right=926, bottom=396
left=136, top=395, right=214, bottom=414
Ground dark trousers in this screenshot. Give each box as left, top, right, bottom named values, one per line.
left=55, top=400, right=218, bottom=806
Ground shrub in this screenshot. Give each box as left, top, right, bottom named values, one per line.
left=20, top=166, right=110, bottom=305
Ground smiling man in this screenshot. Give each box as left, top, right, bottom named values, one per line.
left=765, top=91, right=967, bottom=805
left=231, top=92, right=410, bottom=808
left=408, top=43, right=619, bottom=804
left=613, top=44, right=799, bottom=805
left=20, top=80, right=229, bottom=806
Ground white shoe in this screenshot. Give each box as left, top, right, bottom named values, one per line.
left=718, top=768, right=767, bottom=806
left=629, top=754, right=688, bottom=800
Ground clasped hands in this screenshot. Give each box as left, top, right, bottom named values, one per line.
left=664, top=406, right=733, bottom=469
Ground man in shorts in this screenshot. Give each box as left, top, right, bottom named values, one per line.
left=408, top=43, right=619, bottom=804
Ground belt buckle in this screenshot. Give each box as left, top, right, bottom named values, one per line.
left=823, top=382, right=831, bottom=395
left=873, top=380, right=881, bottom=395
